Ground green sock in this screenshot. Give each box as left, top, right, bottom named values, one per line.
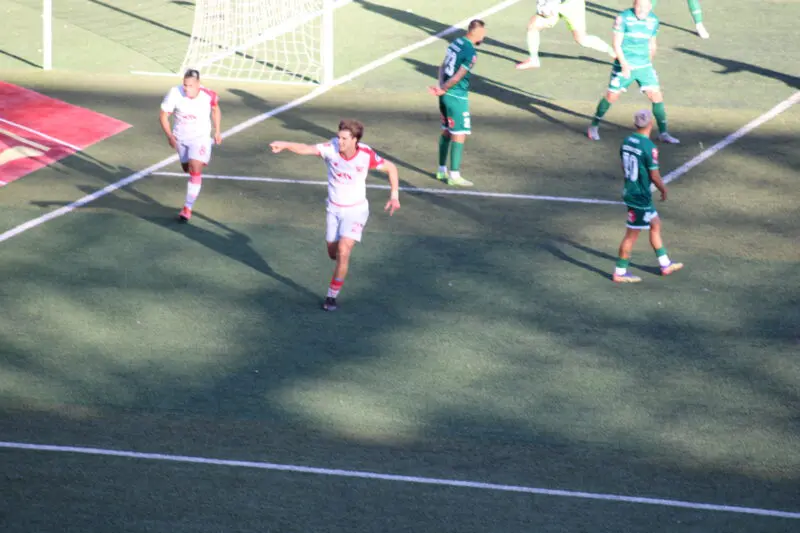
left=655, top=247, right=667, bottom=258
left=450, top=141, right=464, bottom=172
left=592, top=98, right=612, bottom=126
left=438, top=135, right=451, bottom=167
left=652, top=102, right=667, bottom=133
left=687, top=0, right=703, bottom=23
left=616, top=257, right=630, bottom=269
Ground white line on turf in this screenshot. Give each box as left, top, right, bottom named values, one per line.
left=0, top=118, right=83, bottom=152
left=1, top=441, right=798, bottom=519
left=663, top=91, right=800, bottom=184
left=0, top=0, right=523, bottom=244
left=152, top=171, right=625, bottom=205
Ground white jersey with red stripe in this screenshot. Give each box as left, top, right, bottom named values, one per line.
left=160, top=85, right=218, bottom=142
left=315, top=138, right=385, bottom=209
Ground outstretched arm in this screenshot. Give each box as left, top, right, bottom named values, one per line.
left=270, top=141, right=319, bottom=155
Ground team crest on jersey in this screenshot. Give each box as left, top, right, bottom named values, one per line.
left=355, top=166, right=364, bottom=172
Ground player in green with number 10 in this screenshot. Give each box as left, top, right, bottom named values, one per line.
left=613, top=109, right=683, bottom=283
left=428, top=19, right=486, bottom=187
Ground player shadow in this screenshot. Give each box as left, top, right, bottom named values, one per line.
left=585, top=1, right=696, bottom=36
left=0, top=49, right=40, bottom=69
left=550, top=236, right=663, bottom=277
left=352, top=0, right=527, bottom=56
left=31, top=158, right=316, bottom=299
left=675, top=47, right=800, bottom=89
left=403, top=58, right=594, bottom=134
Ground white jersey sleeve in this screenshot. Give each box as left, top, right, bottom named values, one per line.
left=315, top=139, right=338, bottom=160
left=160, top=86, right=180, bottom=113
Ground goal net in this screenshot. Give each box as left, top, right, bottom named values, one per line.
left=180, top=0, right=335, bottom=84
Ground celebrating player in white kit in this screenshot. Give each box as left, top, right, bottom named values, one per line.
left=270, top=119, right=400, bottom=311
left=159, top=69, right=222, bottom=222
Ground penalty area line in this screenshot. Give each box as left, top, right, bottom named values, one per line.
left=1, top=441, right=798, bottom=520
left=152, top=171, right=624, bottom=205
left=0, top=0, right=525, bottom=245
left=663, top=91, right=800, bottom=184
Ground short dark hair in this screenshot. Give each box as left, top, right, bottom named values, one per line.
left=338, top=119, right=364, bottom=141
left=468, top=19, right=485, bottom=32
left=184, top=69, right=200, bottom=80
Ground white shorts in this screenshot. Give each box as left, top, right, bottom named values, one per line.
left=326, top=202, right=369, bottom=243
left=176, top=137, right=212, bottom=165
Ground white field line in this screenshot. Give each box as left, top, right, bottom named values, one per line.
left=0, top=0, right=524, bottom=244
left=152, top=171, right=624, bottom=205
left=0, top=118, right=82, bottom=152
left=0, top=127, right=50, bottom=151
left=663, top=91, right=800, bottom=184
left=1, top=441, right=798, bottom=519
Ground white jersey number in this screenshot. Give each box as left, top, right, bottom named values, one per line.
left=622, top=152, right=639, bottom=182
left=443, top=49, right=458, bottom=77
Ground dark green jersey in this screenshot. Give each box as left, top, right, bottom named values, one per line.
left=620, top=132, right=659, bottom=208
left=440, top=37, right=477, bottom=98
left=613, top=8, right=659, bottom=68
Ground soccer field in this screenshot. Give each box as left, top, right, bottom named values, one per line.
left=1, top=1, right=799, bottom=531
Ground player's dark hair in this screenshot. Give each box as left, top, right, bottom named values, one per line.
left=338, top=119, right=364, bottom=141
left=184, top=69, right=200, bottom=80
left=468, top=19, right=485, bottom=31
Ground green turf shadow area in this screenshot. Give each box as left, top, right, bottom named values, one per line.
left=1, top=204, right=798, bottom=530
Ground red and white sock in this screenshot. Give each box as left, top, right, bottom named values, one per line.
left=185, top=173, right=202, bottom=208
left=327, top=277, right=344, bottom=298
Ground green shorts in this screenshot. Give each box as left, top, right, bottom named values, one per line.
left=608, top=64, right=660, bottom=93
left=626, top=206, right=659, bottom=230
left=439, top=93, right=471, bottom=135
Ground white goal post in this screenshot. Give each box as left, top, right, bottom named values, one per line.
left=180, top=0, right=338, bottom=85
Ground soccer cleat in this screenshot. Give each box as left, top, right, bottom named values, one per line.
left=436, top=171, right=448, bottom=182
left=613, top=272, right=642, bottom=283
left=322, top=296, right=338, bottom=311
left=661, top=262, right=684, bottom=276
left=658, top=132, right=681, bottom=144
left=515, top=58, right=541, bottom=70
left=447, top=175, right=473, bottom=187
left=178, top=206, right=192, bottom=222
left=587, top=125, right=600, bottom=141
left=695, top=23, right=710, bottom=39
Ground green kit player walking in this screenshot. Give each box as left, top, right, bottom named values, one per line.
left=652, top=0, right=709, bottom=39
left=588, top=0, right=680, bottom=144
left=613, top=109, right=683, bottom=283
left=428, top=19, right=486, bottom=187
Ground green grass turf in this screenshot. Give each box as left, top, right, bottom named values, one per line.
left=0, top=0, right=799, bottom=531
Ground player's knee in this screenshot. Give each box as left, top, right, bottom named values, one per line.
left=606, top=91, right=621, bottom=103
left=646, top=90, right=664, bottom=103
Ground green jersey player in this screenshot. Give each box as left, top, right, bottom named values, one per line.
left=588, top=0, right=679, bottom=144
left=652, top=0, right=709, bottom=39
left=613, top=109, right=683, bottom=283
left=428, top=19, right=486, bottom=187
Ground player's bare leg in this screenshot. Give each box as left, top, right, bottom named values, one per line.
left=179, top=159, right=204, bottom=222
left=323, top=237, right=356, bottom=311
left=516, top=15, right=546, bottom=70
left=613, top=228, right=642, bottom=282
left=570, top=28, right=616, bottom=59
left=588, top=89, right=621, bottom=140
left=437, top=130, right=451, bottom=182
left=648, top=216, right=683, bottom=275
left=644, top=89, right=680, bottom=144
left=446, top=133, right=473, bottom=187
